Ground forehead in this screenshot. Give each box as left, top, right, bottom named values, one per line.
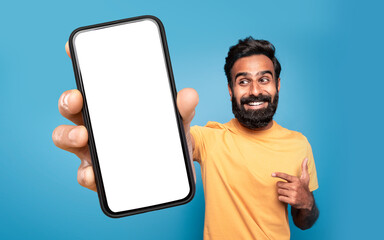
left=231, top=55, right=274, bottom=78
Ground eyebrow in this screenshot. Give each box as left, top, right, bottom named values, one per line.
left=234, top=70, right=274, bottom=80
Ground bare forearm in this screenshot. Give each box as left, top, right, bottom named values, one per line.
left=184, top=126, right=196, bottom=182
left=273, top=159, right=319, bottom=230
left=291, top=200, right=319, bottom=230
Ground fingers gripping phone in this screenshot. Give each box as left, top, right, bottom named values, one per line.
left=68, top=16, right=195, bottom=218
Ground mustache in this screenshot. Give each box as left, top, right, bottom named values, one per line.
left=240, top=94, right=272, bottom=105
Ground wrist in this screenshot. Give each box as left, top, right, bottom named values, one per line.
left=304, top=194, right=314, bottom=211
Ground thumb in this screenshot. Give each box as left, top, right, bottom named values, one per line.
left=300, top=158, right=310, bottom=182
left=177, top=88, right=199, bottom=126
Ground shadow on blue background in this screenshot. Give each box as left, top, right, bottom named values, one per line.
left=0, top=0, right=383, bottom=239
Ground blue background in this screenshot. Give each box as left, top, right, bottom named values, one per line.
left=0, top=0, right=383, bottom=239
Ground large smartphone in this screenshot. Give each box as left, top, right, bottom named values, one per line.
left=68, top=16, right=195, bottom=218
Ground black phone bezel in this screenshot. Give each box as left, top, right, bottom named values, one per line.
left=68, top=15, right=196, bottom=218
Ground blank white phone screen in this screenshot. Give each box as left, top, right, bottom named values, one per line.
left=72, top=19, right=190, bottom=213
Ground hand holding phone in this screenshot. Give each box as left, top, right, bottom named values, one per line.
left=54, top=15, right=198, bottom=217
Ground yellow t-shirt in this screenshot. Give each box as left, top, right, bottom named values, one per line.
left=190, top=119, right=318, bottom=240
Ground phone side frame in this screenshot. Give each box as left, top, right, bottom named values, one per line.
left=68, top=15, right=196, bottom=218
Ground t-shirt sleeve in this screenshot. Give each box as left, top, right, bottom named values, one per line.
left=190, top=125, right=207, bottom=165
left=305, top=139, right=319, bottom=192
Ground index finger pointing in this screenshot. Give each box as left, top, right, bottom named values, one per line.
left=58, top=89, right=84, bottom=125
left=272, top=172, right=297, bottom=182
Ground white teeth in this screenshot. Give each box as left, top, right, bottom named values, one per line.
left=248, top=102, right=263, bottom=106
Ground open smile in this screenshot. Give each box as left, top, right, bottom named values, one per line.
left=244, top=101, right=268, bottom=110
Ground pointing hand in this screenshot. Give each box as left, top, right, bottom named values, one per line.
left=272, top=158, right=314, bottom=210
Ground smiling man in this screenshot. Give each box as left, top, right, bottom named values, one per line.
left=53, top=37, right=319, bottom=240
left=189, top=38, right=319, bottom=239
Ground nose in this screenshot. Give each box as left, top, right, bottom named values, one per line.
left=249, top=81, right=262, bottom=96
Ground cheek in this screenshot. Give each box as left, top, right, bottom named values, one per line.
left=270, top=82, right=279, bottom=93
left=233, top=90, right=245, bottom=104
left=233, top=88, right=247, bottom=98
left=264, top=85, right=277, bottom=97
left=231, top=91, right=243, bottom=106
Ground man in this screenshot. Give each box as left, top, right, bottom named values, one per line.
left=53, top=37, right=319, bottom=239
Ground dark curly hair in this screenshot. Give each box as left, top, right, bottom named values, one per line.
left=224, top=37, right=281, bottom=89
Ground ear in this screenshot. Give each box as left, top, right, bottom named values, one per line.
left=277, top=78, right=281, bottom=92
left=228, top=84, right=233, bottom=101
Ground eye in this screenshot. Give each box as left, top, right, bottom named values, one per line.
left=239, top=79, right=250, bottom=85
left=259, top=77, right=270, bottom=84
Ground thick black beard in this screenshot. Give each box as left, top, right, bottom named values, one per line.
left=231, top=92, right=279, bottom=130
